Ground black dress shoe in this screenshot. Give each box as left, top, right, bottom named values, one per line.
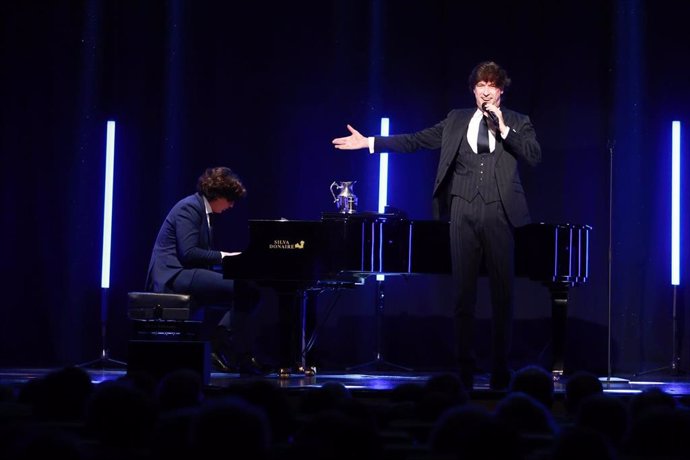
left=210, top=352, right=233, bottom=373
left=211, top=326, right=235, bottom=357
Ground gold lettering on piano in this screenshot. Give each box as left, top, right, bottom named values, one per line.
left=268, top=239, right=306, bottom=250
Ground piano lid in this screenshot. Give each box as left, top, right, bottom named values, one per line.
left=222, top=217, right=590, bottom=287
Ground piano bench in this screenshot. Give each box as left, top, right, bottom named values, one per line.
left=127, top=291, right=204, bottom=340
left=126, top=292, right=209, bottom=383
left=127, top=292, right=196, bottom=321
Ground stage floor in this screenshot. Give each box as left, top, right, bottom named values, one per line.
left=2, top=367, right=690, bottom=400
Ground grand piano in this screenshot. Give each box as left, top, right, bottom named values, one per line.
left=223, top=212, right=590, bottom=379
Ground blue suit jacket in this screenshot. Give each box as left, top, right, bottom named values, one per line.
left=145, top=193, right=222, bottom=292
left=374, top=107, right=541, bottom=226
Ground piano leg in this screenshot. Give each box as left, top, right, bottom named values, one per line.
left=276, top=289, right=303, bottom=378
left=276, top=287, right=318, bottom=378
left=549, top=284, right=570, bottom=381
left=302, top=289, right=319, bottom=376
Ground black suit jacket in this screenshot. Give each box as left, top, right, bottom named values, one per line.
left=374, top=107, right=541, bottom=226
left=145, top=192, right=221, bottom=292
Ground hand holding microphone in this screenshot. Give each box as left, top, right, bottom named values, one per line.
left=482, top=102, right=500, bottom=126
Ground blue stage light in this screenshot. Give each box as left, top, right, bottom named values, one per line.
left=671, top=121, right=681, bottom=286
left=378, top=117, right=389, bottom=214
left=101, top=121, right=115, bottom=289
left=377, top=117, right=389, bottom=282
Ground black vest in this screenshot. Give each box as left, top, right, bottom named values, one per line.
left=450, top=135, right=500, bottom=203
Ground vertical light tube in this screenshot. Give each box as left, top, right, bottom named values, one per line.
left=378, top=117, right=389, bottom=214
left=377, top=117, right=389, bottom=282
left=101, top=120, right=115, bottom=289
left=671, top=121, right=681, bottom=286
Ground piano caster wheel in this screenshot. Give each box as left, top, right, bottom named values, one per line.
left=278, top=367, right=291, bottom=379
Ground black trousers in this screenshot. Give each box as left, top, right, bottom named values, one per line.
left=450, top=194, right=515, bottom=375
left=171, top=268, right=260, bottom=354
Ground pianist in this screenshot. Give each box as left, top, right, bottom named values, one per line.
left=332, top=61, right=542, bottom=390
left=144, top=166, right=265, bottom=375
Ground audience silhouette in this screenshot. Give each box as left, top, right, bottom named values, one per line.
left=1, top=363, right=689, bottom=460
left=563, top=370, right=603, bottom=418
left=510, top=364, right=555, bottom=409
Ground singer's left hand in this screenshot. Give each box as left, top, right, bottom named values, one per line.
left=483, top=103, right=506, bottom=132
left=482, top=103, right=500, bottom=121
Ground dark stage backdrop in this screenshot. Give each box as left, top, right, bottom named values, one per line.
left=1, top=0, right=688, bottom=375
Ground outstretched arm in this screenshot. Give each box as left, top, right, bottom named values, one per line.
left=332, top=124, right=369, bottom=150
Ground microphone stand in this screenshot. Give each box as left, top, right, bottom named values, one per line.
left=603, top=140, right=628, bottom=386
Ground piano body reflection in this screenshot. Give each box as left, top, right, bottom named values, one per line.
left=223, top=212, right=590, bottom=378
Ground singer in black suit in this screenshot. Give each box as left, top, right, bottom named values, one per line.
left=332, top=61, right=541, bottom=390
left=145, top=166, right=264, bottom=375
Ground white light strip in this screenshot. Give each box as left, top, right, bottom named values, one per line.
left=377, top=117, right=389, bottom=282
left=671, top=121, right=681, bottom=286
left=378, top=117, right=389, bottom=214
left=101, top=121, right=115, bottom=289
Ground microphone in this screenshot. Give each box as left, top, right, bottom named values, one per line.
left=482, top=102, right=499, bottom=125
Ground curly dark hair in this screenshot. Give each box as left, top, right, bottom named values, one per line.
left=196, top=166, right=247, bottom=201
left=467, top=61, right=512, bottom=92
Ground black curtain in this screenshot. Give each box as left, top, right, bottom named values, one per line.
left=1, top=0, right=688, bottom=375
